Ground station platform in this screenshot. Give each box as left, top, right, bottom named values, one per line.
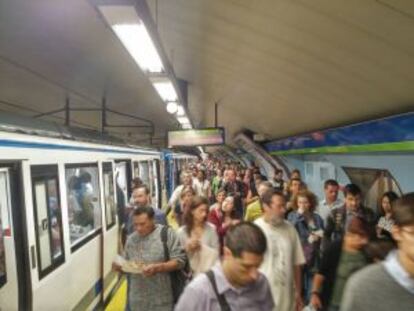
left=106, top=280, right=127, bottom=311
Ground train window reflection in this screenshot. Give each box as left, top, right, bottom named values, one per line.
left=31, top=165, right=64, bottom=278
left=0, top=170, right=9, bottom=288
left=103, top=163, right=116, bottom=229
left=65, top=164, right=102, bottom=247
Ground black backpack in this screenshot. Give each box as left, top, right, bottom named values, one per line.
left=160, top=226, right=191, bottom=304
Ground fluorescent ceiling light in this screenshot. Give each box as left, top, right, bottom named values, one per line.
left=176, top=105, right=185, bottom=117
left=152, top=79, right=178, bottom=102
left=112, top=24, right=164, bottom=73
left=99, top=6, right=164, bottom=73
left=166, top=102, right=178, bottom=114
left=177, top=116, right=190, bottom=124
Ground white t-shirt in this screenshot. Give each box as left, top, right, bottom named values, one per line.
left=168, top=184, right=196, bottom=207
left=193, top=179, right=210, bottom=198
left=254, top=217, right=306, bottom=311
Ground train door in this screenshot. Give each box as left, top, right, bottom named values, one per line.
left=0, top=163, right=30, bottom=310
left=114, top=161, right=131, bottom=213
left=153, top=160, right=161, bottom=209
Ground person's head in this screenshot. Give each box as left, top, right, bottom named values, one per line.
left=197, top=170, right=206, bottom=181
left=391, top=193, right=414, bottom=264
left=292, top=190, right=318, bottom=213
left=290, top=169, right=301, bottom=180
left=80, top=172, right=92, bottom=183
left=223, top=222, right=267, bottom=287
left=180, top=186, right=196, bottom=206
left=344, top=184, right=362, bottom=211
left=192, top=167, right=198, bottom=177
left=215, top=188, right=227, bottom=204
left=227, top=169, right=236, bottom=183
left=132, top=206, right=155, bottom=236
left=324, top=179, right=339, bottom=203
left=380, top=191, right=399, bottom=216
left=180, top=171, right=193, bottom=186
left=289, top=178, right=302, bottom=196
left=131, top=177, right=143, bottom=189
left=344, top=217, right=370, bottom=251
left=184, top=196, right=209, bottom=234
left=365, top=239, right=396, bottom=262
left=216, top=168, right=223, bottom=177
left=257, top=181, right=273, bottom=197
left=261, top=189, right=286, bottom=226
left=131, top=185, right=150, bottom=207
left=222, top=196, right=235, bottom=215
left=274, top=169, right=283, bottom=180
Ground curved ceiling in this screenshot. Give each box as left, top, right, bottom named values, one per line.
left=0, top=0, right=413, bottom=148
left=149, top=0, right=414, bottom=141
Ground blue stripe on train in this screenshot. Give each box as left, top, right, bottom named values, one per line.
left=0, top=138, right=159, bottom=155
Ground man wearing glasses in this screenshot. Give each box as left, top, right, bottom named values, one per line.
left=341, top=193, right=414, bottom=311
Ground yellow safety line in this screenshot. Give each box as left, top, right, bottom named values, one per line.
left=105, top=280, right=127, bottom=311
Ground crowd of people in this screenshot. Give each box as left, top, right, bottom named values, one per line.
left=113, top=158, right=414, bottom=311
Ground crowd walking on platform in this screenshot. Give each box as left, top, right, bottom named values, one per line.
left=113, top=156, right=414, bottom=311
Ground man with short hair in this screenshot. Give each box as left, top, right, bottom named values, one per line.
left=271, top=168, right=285, bottom=192
left=310, top=217, right=371, bottom=311
left=317, top=179, right=343, bottom=224
left=255, top=189, right=306, bottom=311
left=168, top=171, right=195, bottom=209
left=324, top=184, right=376, bottom=247
left=175, top=222, right=274, bottom=311
left=244, top=181, right=273, bottom=222
left=223, top=168, right=246, bottom=219
left=126, top=185, right=166, bottom=235
left=116, top=207, right=187, bottom=311
left=340, top=193, right=414, bottom=311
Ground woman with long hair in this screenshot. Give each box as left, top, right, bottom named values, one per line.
left=177, top=196, right=219, bottom=275
left=167, top=186, right=195, bottom=229
left=208, top=196, right=240, bottom=254
left=376, top=191, right=399, bottom=239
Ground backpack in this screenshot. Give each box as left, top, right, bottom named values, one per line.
left=160, top=226, right=191, bottom=304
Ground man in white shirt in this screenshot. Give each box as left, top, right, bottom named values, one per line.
left=168, top=171, right=195, bottom=209
left=317, top=179, right=343, bottom=224
left=255, top=189, right=306, bottom=311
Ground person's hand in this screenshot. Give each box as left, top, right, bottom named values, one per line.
left=186, top=238, right=201, bottom=253
left=231, top=219, right=240, bottom=226
left=112, top=262, right=122, bottom=272
left=142, top=263, right=162, bottom=277
left=295, top=292, right=304, bottom=311
left=298, top=206, right=305, bottom=215
left=310, top=293, right=322, bottom=310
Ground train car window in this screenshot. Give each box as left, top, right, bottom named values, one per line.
left=133, top=161, right=139, bottom=178
left=139, top=161, right=150, bottom=186
left=65, top=164, right=102, bottom=250
left=31, top=165, right=64, bottom=278
left=103, top=163, right=116, bottom=230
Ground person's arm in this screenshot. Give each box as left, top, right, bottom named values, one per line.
left=174, top=284, right=208, bottom=311
left=294, top=265, right=304, bottom=311
left=292, top=228, right=305, bottom=311
left=309, top=273, right=325, bottom=309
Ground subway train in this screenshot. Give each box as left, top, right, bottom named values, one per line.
left=0, top=114, right=196, bottom=310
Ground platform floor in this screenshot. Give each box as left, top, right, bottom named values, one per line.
left=105, top=280, right=127, bottom=311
